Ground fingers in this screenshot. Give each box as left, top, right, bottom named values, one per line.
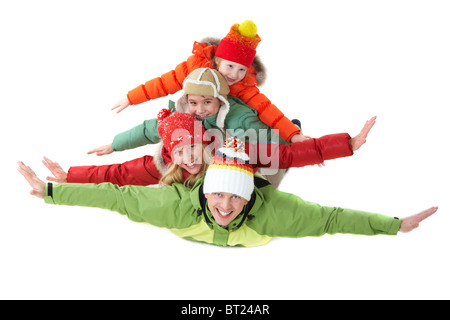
left=17, top=161, right=38, bottom=186
left=416, top=206, right=438, bottom=222
left=361, top=116, right=376, bottom=136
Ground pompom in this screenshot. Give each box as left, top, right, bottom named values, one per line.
left=238, top=20, right=258, bottom=38
left=157, top=108, right=172, bottom=123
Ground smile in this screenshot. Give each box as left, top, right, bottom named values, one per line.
left=185, top=162, right=197, bottom=169
left=217, top=209, right=233, bottom=217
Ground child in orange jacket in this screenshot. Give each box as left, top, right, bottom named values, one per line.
left=111, top=20, right=306, bottom=143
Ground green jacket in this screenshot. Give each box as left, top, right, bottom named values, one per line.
left=112, top=96, right=288, bottom=152
left=44, top=177, right=401, bottom=247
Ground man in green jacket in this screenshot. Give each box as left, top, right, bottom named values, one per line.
left=17, top=138, right=437, bottom=248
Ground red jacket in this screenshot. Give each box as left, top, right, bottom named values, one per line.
left=67, top=133, right=353, bottom=186
left=126, top=41, right=301, bottom=142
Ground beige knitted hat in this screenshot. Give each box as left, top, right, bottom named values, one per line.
left=177, top=68, right=230, bottom=130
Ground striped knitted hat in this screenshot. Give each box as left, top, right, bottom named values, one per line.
left=215, top=20, right=261, bottom=68
left=203, top=137, right=254, bottom=201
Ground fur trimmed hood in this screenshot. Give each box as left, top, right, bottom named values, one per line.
left=153, top=142, right=171, bottom=177
left=200, top=37, right=267, bottom=86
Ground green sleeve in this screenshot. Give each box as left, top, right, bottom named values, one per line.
left=247, top=188, right=401, bottom=238
left=111, top=118, right=160, bottom=151
left=44, top=182, right=200, bottom=229
left=226, top=97, right=289, bottom=145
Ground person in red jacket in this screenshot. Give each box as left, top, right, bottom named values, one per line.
left=110, top=20, right=307, bottom=143
left=42, top=110, right=377, bottom=188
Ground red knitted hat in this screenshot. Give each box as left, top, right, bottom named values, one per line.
left=157, top=109, right=206, bottom=156
left=215, top=20, right=261, bottom=68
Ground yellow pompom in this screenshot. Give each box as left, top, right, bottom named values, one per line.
left=238, top=20, right=258, bottom=38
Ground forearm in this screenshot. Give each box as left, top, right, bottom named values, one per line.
left=67, top=156, right=161, bottom=186
left=126, top=60, right=190, bottom=105
left=247, top=133, right=353, bottom=169
left=43, top=182, right=183, bottom=226
left=250, top=188, right=401, bottom=238
left=112, top=119, right=160, bottom=151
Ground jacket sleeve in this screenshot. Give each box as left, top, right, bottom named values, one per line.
left=126, top=42, right=214, bottom=105
left=247, top=133, right=353, bottom=169
left=66, top=156, right=161, bottom=187
left=44, top=182, right=199, bottom=229
left=230, top=85, right=301, bottom=142
left=248, top=187, right=401, bottom=238
left=112, top=118, right=160, bottom=152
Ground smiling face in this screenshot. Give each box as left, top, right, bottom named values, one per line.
left=205, top=192, right=248, bottom=226
left=171, top=144, right=204, bottom=175
left=216, top=58, right=249, bottom=85
left=187, top=95, right=223, bottom=120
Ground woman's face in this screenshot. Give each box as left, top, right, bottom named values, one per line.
left=172, top=144, right=204, bottom=175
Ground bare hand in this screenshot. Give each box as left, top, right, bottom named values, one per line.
left=17, top=161, right=45, bottom=199
left=399, top=207, right=438, bottom=233
left=111, top=98, right=130, bottom=114
left=42, top=156, right=67, bottom=183
left=290, top=133, right=312, bottom=143
left=349, top=116, right=377, bottom=151
left=87, top=144, right=114, bottom=156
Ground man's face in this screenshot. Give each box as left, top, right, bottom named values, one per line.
left=205, top=192, right=248, bottom=226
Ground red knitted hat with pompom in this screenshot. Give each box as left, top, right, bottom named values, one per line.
left=215, top=20, right=261, bottom=68
left=157, top=108, right=207, bottom=156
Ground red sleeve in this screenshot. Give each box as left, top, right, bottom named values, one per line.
left=247, top=133, right=353, bottom=169
left=67, top=156, right=162, bottom=187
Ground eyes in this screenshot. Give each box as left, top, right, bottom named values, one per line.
left=213, top=193, right=241, bottom=200
left=226, top=64, right=246, bottom=72
left=173, top=144, right=197, bottom=157
left=189, top=100, right=212, bottom=106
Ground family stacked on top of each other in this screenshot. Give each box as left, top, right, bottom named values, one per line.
left=18, top=20, right=437, bottom=247
left=18, top=128, right=436, bottom=247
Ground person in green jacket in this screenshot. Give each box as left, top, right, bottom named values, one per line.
left=18, top=138, right=437, bottom=248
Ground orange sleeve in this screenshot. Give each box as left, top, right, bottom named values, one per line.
left=230, top=85, right=301, bottom=142
left=127, top=60, right=190, bottom=105
left=126, top=42, right=215, bottom=106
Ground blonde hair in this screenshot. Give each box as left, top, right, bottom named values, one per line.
left=159, top=144, right=213, bottom=188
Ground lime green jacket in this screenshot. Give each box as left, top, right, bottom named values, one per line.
left=43, top=177, right=401, bottom=247
left=111, top=96, right=288, bottom=152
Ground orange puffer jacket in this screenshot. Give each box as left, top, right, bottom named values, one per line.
left=126, top=41, right=301, bottom=142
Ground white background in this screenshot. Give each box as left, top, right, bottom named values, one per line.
left=1, top=0, right=449, bottom=300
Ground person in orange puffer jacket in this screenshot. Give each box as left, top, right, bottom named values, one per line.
left=111, top=20, right=307, bottom=143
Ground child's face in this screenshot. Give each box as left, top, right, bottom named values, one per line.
left=188, top=95, right=222, bottom=120
left=172, top=143, right=204, bottom=175
left=205, top=192, right=248, bottom=226
left=217, top=59, right=248, bottom=85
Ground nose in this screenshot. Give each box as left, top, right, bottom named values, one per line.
left=183, top=148, right=194, bottom=163
left=196, top=103, right=205, bottom=114
left=221, top=197, right=232, bottom=210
